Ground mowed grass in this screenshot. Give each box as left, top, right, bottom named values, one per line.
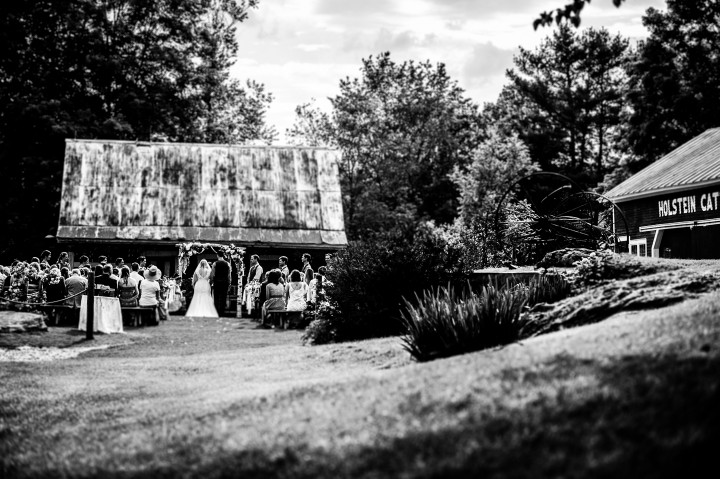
left=2, top=288, right=720, bottom=478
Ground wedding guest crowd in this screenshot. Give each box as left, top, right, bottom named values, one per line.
left=0, top=252, right=172, bottom=316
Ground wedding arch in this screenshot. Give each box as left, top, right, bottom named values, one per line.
left=176, top=242, right=245, bottom=280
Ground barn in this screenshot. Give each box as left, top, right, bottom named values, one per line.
left=606, top=128, right=720, bottom=259
left=56, top=139, right=347, bottom=277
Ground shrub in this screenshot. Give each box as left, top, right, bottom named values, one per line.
left=400, top=275, right=570, bottom=361
left=570, top=250, right=679, bottom=288
left=302, top=223, right=465, bottom=345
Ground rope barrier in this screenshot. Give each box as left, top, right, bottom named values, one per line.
left=0, top=288, right=87, bottom=307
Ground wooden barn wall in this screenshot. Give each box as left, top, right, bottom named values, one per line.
left=616, top=184, right=720, bottom=235
left=58, top=141, right=345, bottom=243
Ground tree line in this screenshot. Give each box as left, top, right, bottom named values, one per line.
left=287, top=0, right=720, bottom=254
left=1, top=0, right=718, bottom=264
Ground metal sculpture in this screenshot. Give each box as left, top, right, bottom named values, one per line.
left=493, top=172, right=629, bottom=257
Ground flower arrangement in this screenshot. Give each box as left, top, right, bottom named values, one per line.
left=176, top=242, right=246, bottom=276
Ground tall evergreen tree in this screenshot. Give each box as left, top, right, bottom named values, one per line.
left=625, top=0, right=720, bottom=170
left=498, top=25, right=629, bottom=186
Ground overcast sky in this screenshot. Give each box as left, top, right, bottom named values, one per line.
left=231, top=0, right=667, bottom=143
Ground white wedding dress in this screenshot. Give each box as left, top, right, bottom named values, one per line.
left=185, top=265, right=218, bottom=318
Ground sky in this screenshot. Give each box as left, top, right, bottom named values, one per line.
left=231, top=0, right=668, bottom=143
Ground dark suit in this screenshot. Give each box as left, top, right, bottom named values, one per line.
left=211, top=258, right=231, bottom=316
left=95, top=274, right=118, bottom=295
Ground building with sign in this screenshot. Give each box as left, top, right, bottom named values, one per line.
left=606, top=128, right=720, bottom=259
left=56, top=139, right=347, bottom=276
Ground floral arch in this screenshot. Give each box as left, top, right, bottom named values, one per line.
left=176, top=242, right=245, bottom=280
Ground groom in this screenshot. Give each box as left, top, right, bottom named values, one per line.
left=210, top=252, right=232, bottom=316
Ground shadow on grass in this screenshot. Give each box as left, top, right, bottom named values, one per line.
left=34, top=350, right=716, bottom=479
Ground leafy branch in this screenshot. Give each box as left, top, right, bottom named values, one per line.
left=534, top=0, right=626, bottom=30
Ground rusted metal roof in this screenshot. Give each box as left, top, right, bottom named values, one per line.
left=606, top=128, right=720, bottom=202
left=57, top=140, right=347, bottom=247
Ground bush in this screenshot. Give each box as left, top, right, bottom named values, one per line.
left=400, top=275, right=571, bottom=361
left=570, top=250, right=679, bottom=288
left=302, top=223, right=465, bottom=345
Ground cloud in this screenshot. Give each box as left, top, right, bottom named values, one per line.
left=463, top=42, right=516, bottom=87
left=315, top=0, right=400, bottom=17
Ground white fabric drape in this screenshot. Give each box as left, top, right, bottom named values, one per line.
left=78, top=296, right=124, bottom=334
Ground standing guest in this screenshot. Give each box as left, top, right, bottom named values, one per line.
left=247, top=254, right=263, bottom=284
left=210, top=252, right=232, bottom=317
left=301, top=253, right=314, bottom=286
left=78, top=255, right=91, bottom=269
left=137, top=256, right=147, bottom=270
left=307, top=266, right=326, bottom=304
left=110, top=267, right=120, bottom=282
left=278, top=256, right=290, bottom=282
left=40, top=250, right=52, bottom=268
left=55, top=252, right=70, bottom=270
left=285, top=270, right=308, bottom=312
left=60, top=266, right=70, bottom=280
left=129, top=262, right=143, bottom=283
left=95, top=264, right=118, bottom=295
left=261, top=269, right=286, bottom=326
left=139, top=265, right=161, bottom=308
left=114, top=257, right=124, bottom=270
left=65, top=268, right=88, bottom=308
left=98, top=255, right=108, bottom=266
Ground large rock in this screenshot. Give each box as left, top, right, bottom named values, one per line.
left=0, top=311, right=48, bottom=333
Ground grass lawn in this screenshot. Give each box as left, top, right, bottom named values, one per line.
left=2, top=260, right=720, bottom=478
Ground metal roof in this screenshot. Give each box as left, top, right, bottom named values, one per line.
left=57, top=139, right=347, bottom=248
left=606, top=128, right=720, bottom=202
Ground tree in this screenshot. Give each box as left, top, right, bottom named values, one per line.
left=285, top=99, right=334, bottom=147
left=329, top=52, right=484, bottom=239
left=625, top=0, right=720, bottom=170
left=447, top=129, right=539, bottom=266
left=534, top=0, right=626, bottom=29
left=0, top=0, right=273, bottom=260
left=498, top=25, right=630, bottom=186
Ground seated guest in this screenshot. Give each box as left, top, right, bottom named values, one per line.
left=117, top=266, right=138, bottom=307
left=261, top=269, right=285, bottom=326
left=139, top=265, right=161, bottom=308
left=95, top=264, right=118, bottom=295
left=42, top=267, right=67, bottom=303
left=60, top=266, right=69, bottom=280
left=78, top=255, right=91, bottom=270
left=129, top=262, right=143, bottom=283
left=285, top=269, right=308, bottom=312
left=42, top=267, right=67, bottom=324
left=65, top=268, right=88, bottom=307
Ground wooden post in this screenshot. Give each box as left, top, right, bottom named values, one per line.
left=86, top=272, right=95, bottom=340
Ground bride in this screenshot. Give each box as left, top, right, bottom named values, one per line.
left=185, top=259, right=218, bottom=318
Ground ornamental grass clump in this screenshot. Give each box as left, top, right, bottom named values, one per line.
left=401, top=275, right=570, bottom=361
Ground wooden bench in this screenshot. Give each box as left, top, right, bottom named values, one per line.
left=35, top=304, right=80, bottom=326
left=120, top=306, right=159, bottom=327
left=265, top=310, right=303, bottom=330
